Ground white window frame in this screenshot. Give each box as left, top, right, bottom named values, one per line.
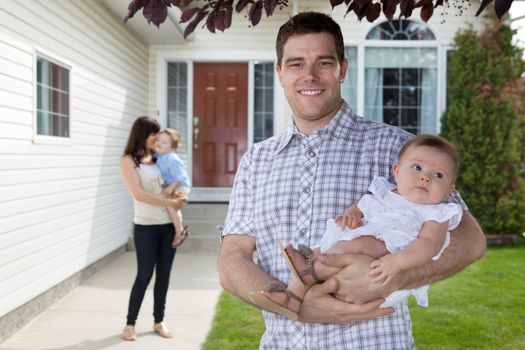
left=32, top=50, right=73, bottom=145
left=351, top=19, right=444, bottom=133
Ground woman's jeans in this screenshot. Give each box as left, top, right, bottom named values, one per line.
left=126, top=223, right=176, bottom=325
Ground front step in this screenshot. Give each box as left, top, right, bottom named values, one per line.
left=178, top=203, right=229, bottom=253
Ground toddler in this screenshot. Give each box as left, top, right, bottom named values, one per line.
left=155, top=128, right=191, bottom=247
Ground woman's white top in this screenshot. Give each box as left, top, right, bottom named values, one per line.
left=133, top=163, right=172, bottom=225
left=318, top=176, right=463, bottom=307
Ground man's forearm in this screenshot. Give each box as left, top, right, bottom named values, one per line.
left=394, top=211, right=486, bottom=291
left=218, top=235, right=276, bottom=306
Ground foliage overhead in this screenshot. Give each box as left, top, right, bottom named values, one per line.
left=124, top=0, right=515, bottom=38
left=440, top=13, right=525, bottom=235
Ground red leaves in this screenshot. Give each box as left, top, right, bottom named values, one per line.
left=366, top=2, right=381, bottom=21
left=414, top=0, right=434, bottom=22
left=400, top=0, right=415, bottom=18
left=249, top=1, right=263, bottom=26
left=330, top=0, right=345, bottom=8
left=235, top=0, right=251, bottom=12
left=124, top=0, right=146, bottom=22
left=475, top=0, right=494, bottom=17
left=143, top=0, right=168, bottom=27
left=381, top=0, right=397, bottom=20
left=123, top=0, right=515, bottom=38
left=494, top=0, right=513, bottom=19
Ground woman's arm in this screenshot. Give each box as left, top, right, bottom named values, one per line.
left=120, top=156, right=184, bottom=210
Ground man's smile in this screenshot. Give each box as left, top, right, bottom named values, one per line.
left=298, top=89, right=324, bottom=96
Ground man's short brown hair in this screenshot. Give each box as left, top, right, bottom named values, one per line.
left=276, top=12, right=345, bottom=66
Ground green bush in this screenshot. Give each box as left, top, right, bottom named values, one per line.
left=441, top=15, right=525, bottom=235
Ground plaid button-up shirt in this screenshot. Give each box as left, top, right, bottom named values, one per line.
left=223, top=101, right=415, bottom=349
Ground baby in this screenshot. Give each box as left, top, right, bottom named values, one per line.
left=251, top=134, right=464, bottom=320
left=155, top=128, right=191, bottom=248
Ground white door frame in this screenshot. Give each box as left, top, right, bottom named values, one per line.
left=155, top=48, right=279, bottom=201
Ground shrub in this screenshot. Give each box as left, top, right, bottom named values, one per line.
left=440, top=14, right=525, bottom=235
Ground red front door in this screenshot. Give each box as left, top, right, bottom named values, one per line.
left=192, top=63, right=248, bottom=187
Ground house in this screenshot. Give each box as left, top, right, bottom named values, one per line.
left=0, top=0, right=482, bottom=342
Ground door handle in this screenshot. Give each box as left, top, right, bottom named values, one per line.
left=193, top=116, right=200, bottom=149
left=193, top=127, right=199, bottom=149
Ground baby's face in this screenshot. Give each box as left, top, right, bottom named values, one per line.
left=155, top=133, right=172, bottom=154
left=393, top=145, right=455, bottom=205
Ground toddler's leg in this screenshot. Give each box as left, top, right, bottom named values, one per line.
left=166, top=207, right=183, bottom=247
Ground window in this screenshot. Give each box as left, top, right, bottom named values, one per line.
left=253, top=62, right=274, bottom=143
left=36, top=56, right=70, bottom=137
left=167, top=62, right=188, bottom=155
left=365, top=20, right=437, bottom=134
left=342, top=47, right=358, bottom=109
left=367, top=20, right=435, bottom=41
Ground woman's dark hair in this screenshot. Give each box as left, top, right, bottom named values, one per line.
left=123, top=116, right=161, bottom=166
left=276, top=12, right=345, bottom=66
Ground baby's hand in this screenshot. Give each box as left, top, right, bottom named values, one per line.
left=368, top=255, right=401, bottom=286
left=334, top=213, right=362, bottom=230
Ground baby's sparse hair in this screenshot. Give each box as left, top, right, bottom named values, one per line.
left=159, top=128, right=181, bottom=151
left=399, top=134, right=460, bottom=180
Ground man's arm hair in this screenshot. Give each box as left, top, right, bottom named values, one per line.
left=394, top=211, right=486, bottom=290
left=218, top=234, right=277, bottom=306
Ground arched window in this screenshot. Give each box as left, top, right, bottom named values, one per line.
left=364, top=20, right=438, bottom=134
left=367, top=20, right=436, bottom=41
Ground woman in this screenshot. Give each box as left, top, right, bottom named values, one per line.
left=120, top=116, right=187, bottom=341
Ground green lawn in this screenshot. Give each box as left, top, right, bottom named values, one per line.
left=203, top=243, right=525, bottom=350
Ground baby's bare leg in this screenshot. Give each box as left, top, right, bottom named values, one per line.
left=309, top=236, right=388, bottom=283
left=326, top=236, right=388, bottom=259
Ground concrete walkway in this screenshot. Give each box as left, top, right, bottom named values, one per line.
left=0, top=251, right=222, bottom=350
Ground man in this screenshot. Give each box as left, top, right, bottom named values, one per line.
left=219, top=12, right=486, bottom=349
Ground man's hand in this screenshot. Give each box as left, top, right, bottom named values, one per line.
left=318, top=253, right=399, bottom=304
left=298, top=278, right=394, bottom=325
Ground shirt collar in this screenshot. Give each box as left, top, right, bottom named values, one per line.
left=274, top=100, right=357, bottom=155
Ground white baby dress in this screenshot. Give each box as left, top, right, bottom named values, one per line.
left=317, top=176, right=463, bottom=307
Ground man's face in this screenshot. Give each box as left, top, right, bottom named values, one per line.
left=276, top=32, right=348, bottom=130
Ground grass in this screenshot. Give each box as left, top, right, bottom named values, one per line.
left=203, top=243, right=525, bottom=349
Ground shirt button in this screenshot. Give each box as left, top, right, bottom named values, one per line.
left=300, top=228, right=307, bottom=234
left=308, top=151, right=316, bottom=157
left=304, top=187, right=310, bottom=193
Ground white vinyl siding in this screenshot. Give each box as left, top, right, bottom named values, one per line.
left=0, top=0, right=148, bottom=317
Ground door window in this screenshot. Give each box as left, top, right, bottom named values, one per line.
left=167, top=62, right=188, bottom=156
left=253, top=62, right=274, bottom=143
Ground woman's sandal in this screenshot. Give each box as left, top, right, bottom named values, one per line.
left=249, top=281, right=302, bottom=320
left=172, top=225, right=190, bottom=248
left=279, top=242, right=322, bottom=288
left=153, top=322, right=173, bottom=338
